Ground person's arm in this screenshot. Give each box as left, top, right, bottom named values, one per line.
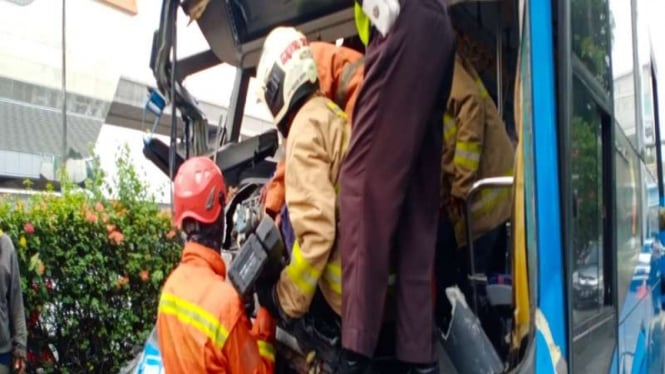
left=3, top=236, right=27, bottom=361
left=450, top=89, right=486, bottom=201
left=264, top=161, right=286, bottom=218
left=276, top=120, right=337, bottom=318
left=222, top=308, right=276, bottom=374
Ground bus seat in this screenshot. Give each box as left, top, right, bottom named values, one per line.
left=439, top=287, right=504, bottom=374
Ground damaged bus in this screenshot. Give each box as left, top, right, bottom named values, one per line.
left=125, top=0, right=665, bottom=373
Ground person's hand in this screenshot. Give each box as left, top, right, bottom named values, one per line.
left=13, top=356, right=25, bottom=374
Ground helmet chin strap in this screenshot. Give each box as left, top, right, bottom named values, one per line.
left=277, top=90, right=319, bottom=138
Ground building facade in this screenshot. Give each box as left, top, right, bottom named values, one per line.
left=0, top=0, right=273, bottom=203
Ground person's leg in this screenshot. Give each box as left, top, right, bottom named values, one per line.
left=339, top=0, right=455, bottom=363
left=393, top=114, right=443, bottom=364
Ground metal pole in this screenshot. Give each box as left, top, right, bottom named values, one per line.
left=169, top=8, right=177, bottom=208
left=463, top=176, right=514, bottom=315
left=61, top=0, right=67, bottom=162
left=226, top=68, right=250, bottom=142
left=652, top=63, right=663, bottom=204
left=495, top=2, right=503, bottom=117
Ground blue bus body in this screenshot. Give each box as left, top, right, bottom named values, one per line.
left=524, top=0, right=665, bottom=372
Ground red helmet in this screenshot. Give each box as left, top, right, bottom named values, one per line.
left=173, top=157, right=226, bottom=229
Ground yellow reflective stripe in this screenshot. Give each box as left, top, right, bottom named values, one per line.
left=454, top=151, right=480, bottom=169
left=476, top=78, right=489, bottom=99
left=471, top=188, right=511, bottom=214
left=354, top=3, right=371, bottom=46
left=326, top=101, right=348, bottom=120
left=158, top=293, right=229, bottom=349
left=454, top=152, right=479, bottom=169
left=454, top=142, right=482, bottom=169
left=286, top=241, right=321, bottom=296
left=457, top=141, right=482, bottom=154
left=258, top=340, right=276, bottom=362
left=322, top=261, right=342, bottom=294
left=443, top=114, right=457, bottom=143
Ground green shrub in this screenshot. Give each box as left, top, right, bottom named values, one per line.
left=0, top=146, right=182, bottom=373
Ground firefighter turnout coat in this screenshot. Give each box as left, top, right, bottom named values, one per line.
left=442, top=53, right=515, bottom=247
left=275, top=94, right=351, bottom=318
left=263, top=42, right=363, bottom=217
left=157, top=242, right=276, bottom=373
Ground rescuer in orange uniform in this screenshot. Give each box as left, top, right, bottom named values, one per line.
left=156, top=156, right=276, bottom=373
left=262, top=41, right=364, bottom=219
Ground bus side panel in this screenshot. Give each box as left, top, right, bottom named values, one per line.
left=529, top=0, right=568, bottom=370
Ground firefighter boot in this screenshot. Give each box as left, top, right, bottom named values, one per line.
left=334, top=349, right=370, bottom=374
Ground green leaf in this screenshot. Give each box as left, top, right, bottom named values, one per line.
left=151, top=270, right=164, bottom=283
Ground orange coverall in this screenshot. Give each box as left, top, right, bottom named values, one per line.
left=157, top=242, right=276, bottom=373
left=263, top=42, right=364, bottom=216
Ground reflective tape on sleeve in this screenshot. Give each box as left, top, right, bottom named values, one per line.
left=257, top=340, right=276, bottom=362
left=322, top=261, right=342, bottom=294
left=285, top=241, right=322, bottom=297
left=158, top=293, right=229, bottom=349
left=454, top=146, right=481, bottom=170
left=443, top=114, right=457, bottom=143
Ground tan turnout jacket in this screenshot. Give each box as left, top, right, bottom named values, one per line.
left=276, top=95, right=350, bottom=318
left=441, top=53, right=515, bottom=246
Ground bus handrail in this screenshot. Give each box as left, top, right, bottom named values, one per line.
left=464, top=176, right=514, bottom=315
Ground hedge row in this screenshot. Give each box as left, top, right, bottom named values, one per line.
left=0, top=148, right=182, bottom=373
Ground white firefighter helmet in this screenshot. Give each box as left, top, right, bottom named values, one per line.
left=255, top=27, right=319, bottom=136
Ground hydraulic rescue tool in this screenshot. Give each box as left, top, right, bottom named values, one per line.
left=227, top=214, right=285, bottom=297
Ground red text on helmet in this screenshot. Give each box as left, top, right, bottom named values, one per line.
left=280, top=37, right=309, bottom=65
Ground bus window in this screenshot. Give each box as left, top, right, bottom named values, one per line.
left=569, top=75, right=617, bottom=373
left=615, top=127, right=641, bottom=311
left=566, top=0, right=624, bottom=370
left=570, top=76, right=606, bottom=321
left=571, top=0, right=611, bottom=92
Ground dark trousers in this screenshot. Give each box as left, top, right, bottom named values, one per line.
left=338, top=0, right=455, bottom=364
